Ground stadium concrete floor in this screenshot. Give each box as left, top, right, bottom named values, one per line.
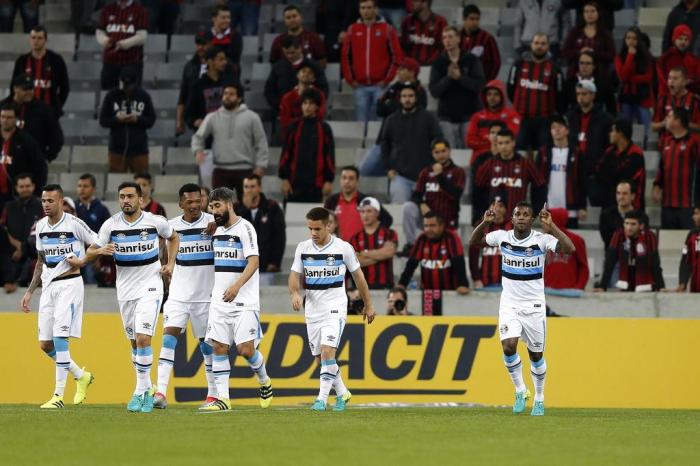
left=0, top=404, right=698, bottom=465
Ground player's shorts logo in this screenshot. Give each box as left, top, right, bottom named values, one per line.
left=499, top=324, right=508, bottom=334
left=142, top=322, right=152, bottom=330
left=532, top=342, right=542, bottom=348
left=326, top=335, right=336, bottom=342
left=326, top=256, right=336, bottom=266
left=140, top=230, right=150, bottom=241
left=60, top=325, right=69, bottom=332
left=249, top=328, right=256, bottom=336
left=58, top=233, right=68, bottom=244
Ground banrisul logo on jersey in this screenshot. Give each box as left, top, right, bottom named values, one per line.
left=170, top=316, right=498, bottom=404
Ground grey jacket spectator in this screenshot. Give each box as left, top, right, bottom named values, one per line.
left=663, top=1, right=700, bottom=56
left=192, top=104, right=269, bottom=172
left=514, top=0, right=570, bottom=50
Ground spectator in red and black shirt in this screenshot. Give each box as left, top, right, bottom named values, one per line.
left=0, top=102, right=46, bottom=195
left=465, top=79, right=521, bottom=156
left=508, top=33, right=564, bottom=153
left=96, top=0, right=149, bottom=90
left=270, top=4, right=327, bottom=67
left=597, top=210, right=665, bottom=292
left=534, top=115, right=587, bottom=228
left=469, top=194, right=509, bottom=289
left=470, top=121, right=505, bottom=226
left=657, top=24, right=700, bottom=97
left=403, top=138, right=465, bottom=247
left=398, top=211, right=470, bottom=293
left=205, top=4, right=242, bottom=81
left=350, top=196, right=398, bottom=289
left=12, top=25, right=69, bottom=117
left=279, top=62, right=327, bottom=136
left=461, top=4, right=501, bottom=82
left=599, top=179, right=637, bottom=249
left=678, top=206, right=700, bottom=292
left=134, top=173, right=166, bottom=217
left=475, top=128, right=546, bottom=220
left=279, top=89, right=335, bottom=203
left=400, top=0, right=446, bottom=66
left=652, top=67, right=700, bottom=139
left=594, top=118, right=646, bottom=210
left=561, top=1, right=616, bottom=78
left=653, top=107, right=700, bottom=229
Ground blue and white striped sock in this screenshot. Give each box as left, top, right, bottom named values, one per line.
left=199, top=341, right=217, bottom=398
left=53, top=338, right=70, bottom=397
left=131, top=348, right=139, bottom=394
left=503, top=353, right=526, bottom=393
left=135, top=346, right=153, bottom=394
left=333, top=366, right=348, bottom=397
left=530, top=358, right=547, bottom=402
left=157, top=335, right=177, bottom=394
left=318, top=359, right=338, bottom=403
left=212, top=354, right=230, bottom=401
left=246, top=350, right=269, bottom=384
left=44, top=347, right=83, bottom=380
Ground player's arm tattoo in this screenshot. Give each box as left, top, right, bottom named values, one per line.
left=27, top=252, right=44, bottom=294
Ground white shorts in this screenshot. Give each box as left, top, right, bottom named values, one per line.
left=205, top=302, right=262, bottom=347
left=38, top=275, right=84, bottom=341
left=162, top=299, right=210, bottom=339
left=498, top=301, right=546, bottom=353
left=118, top=295, right=163, bottom=339
left=307, top=317, right=346, bottom=357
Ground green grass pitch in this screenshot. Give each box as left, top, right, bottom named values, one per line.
left=1, top=405, right=698, bottom=466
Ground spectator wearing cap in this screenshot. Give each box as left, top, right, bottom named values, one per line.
left=176, top=32, right=210, bottom=136
left=278, top=62, right=328, bottom=136
left=534, top=115, right=587, bottom=229
left=460, top=4, right=501, bottom=82
left=341, top=0, right=403, bottom=123
left=99, top=66, right=156, bottom=173
left=400, top=0, right=446, bottom=66
left=349, top=196, right=399, bottom=290
left=513, top=0, right=570, bottom=59
left=465, top=79, right=521, bottom=156
left=429, top=25, right=485, bottom=149
left=193, top=82, right=268, bottom=201
left=270, top=4, right=327, bottom=66
left=380, top=82, right=442, bottom=203
left=544, top=207, right=589, bottom=297
left=95, top=0, right=149, bottom=90
left=376, top=57, right=427, bottom=118
left=663, top=1, right=700, bottom=57
left=265, top=36, right=328, bottom=117
left=279, top=89, right=335, bottom=203
left=561, top=1, right=616, bottom=76
left=205, top=4, right=242, bottom=80
left=62, top=196, right=76, bottom=215
left=0, top=102, right=46, bottom=195
left=403, top=138, right=466, bottom=249
left=12, top=25, right=69, bottom=117
left=658, top=24, right=700, bottom=96
left=325, top=166, right=394, bottom=241
left=468, top=193, right=509, bottom=290
left=2, top=74, right=63, bottom=162
left=563, top=51, right=617, bottom=114
left=565, top=80, right=613, bottom=187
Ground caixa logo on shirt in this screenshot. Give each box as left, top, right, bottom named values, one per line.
left=106, top=23, right=136, bottom=34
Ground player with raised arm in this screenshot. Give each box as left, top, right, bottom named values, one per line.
left=199, top=187, right=273, bottom=412
left=71, top=181, right=180, bottom=413
left=288, top=207, right=376, bottom=412
left=469, top=202, right=575, bottom=416
left=20, top=184, right=98, bottom=409
left=153, top=184, right=216, bottom=409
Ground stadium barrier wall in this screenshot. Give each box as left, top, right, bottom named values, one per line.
left=2, top=314, right=698, bottom=408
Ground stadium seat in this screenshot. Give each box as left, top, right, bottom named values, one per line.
left=637, top=8, right=671, bottom=36
left=0, top=61, right=14, bottom=87
left=251, top=62, right=271, bottom=87
left=64, top=92, right=98, bottom=119
left=149, top=119, right=177, bottom=144
left=335, top=148, right=358, bottom=167
left=165, top=147, right=198, bottom=175
left=658, top=230, right=687, bottom=252
left=156, top=63, right=184, bottom=88
left=499, top=9, right=518, bottom=37
left=39, top=3, right=72, bottom=33
left=149, top=145, right=165, bottom=174
left=479, top=7, right=500, bottom=29
left=154, top=175, right=199, bottom=202
left=451, top=149, right=471, bottom=167
left=106, top=173, right=135, bottom=200
left=366, top=121, right=382, bottom=143
left=328, top=121, right=365, bottom=148
left=66, top=61, right=102, bottom=91
left=51, top=146, right=71, bottom=173
left=614, top=9, right=638, bottom=29
left=148, top=90, right=180, bottom=118
left=60, top=172, right=102, bottom=198
left=144, top=34, right=168, bottom=62
left=71, top=145, right=109, bottom=173
left=242, top=35, right=260, bottom=58
left=76, top=34, right=103, bottom=61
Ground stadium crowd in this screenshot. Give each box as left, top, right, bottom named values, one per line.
left=2, top=0, right=700, bottom=307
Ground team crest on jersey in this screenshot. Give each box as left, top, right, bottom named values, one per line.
left=326, top=256, right=336, bottom=266
left=200, top=229, right=210, bottom=239
left=681, top=144, right=687, bottom=151
left=58, top=233, right=68, bottom=244
left=139, top=230, right=150, bottom=241
left=116, top=233, right=126, bottom=240
left=636, top=243, right=646, bottom=255
left=227, top=236, right=236, bottom=246
left=108, top=15, right=115, bottom=21
left=261, top=215, right=268, bottom=224
left=525, top=247, right=534, bottom=256
left=440, top=247, right=447, bottom=256
left=494, top=166, right=501, bottom=172
left=514, top=166, right=521, bottom=174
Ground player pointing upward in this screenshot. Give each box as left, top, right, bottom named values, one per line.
left=469, top=202, right=575, bottom=416
left=288, top=207, right=376, bottom=412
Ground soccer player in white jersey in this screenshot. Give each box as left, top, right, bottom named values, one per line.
left=288, top=207, right=376, bottom=412
left=20, top=184, right=99, bottom=409
left=74, top=181, right=180, bottom=413
left=199, top=187, right=273, bottom=412
left=469, top=201, right=574, bottom=416
left=153, top=184, right=216, bottom=409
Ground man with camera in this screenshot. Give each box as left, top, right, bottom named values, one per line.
left=387, top=287, right=412, bottom=316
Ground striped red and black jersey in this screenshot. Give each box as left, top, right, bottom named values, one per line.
left=680, top=228, right=700, bottom=292
left=399, top=230, right=469, bottom=290
left=349, top=225, right=398, bottom=289
left=98, top=1, right=148, bottom=65
left=596, top=143, right=646, bottom=210
left=411, top=160, right=466, bottom=229
left=603, top=229, right=664, bottom=291
left=13, top=51, right=69, bottom=113
left=468, top=221, right=509, bottom=286
left=460, top=28, right=501, bottom=81
left=278, top=118, right=335, bottom=189
left=654, top=133, right=700, bottom=208
left=507, top=59, right=563, bottom=118
left=475, top=153, right=546, bottom=218
left=652, top=91, right=700, bottom=142
left=400, top=12, right=446, bottom=65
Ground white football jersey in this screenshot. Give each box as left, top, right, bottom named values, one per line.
left=35, top=213, right=98, bottom=285
left=168, top=212, right=215, bottom=303
left=291, top=235, right=360, bottom=322
left=211, top=217, right=259, bottom=311
left=485, top=229, right=558, bottom=308
left=95, top=211, right=173, bottom=301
